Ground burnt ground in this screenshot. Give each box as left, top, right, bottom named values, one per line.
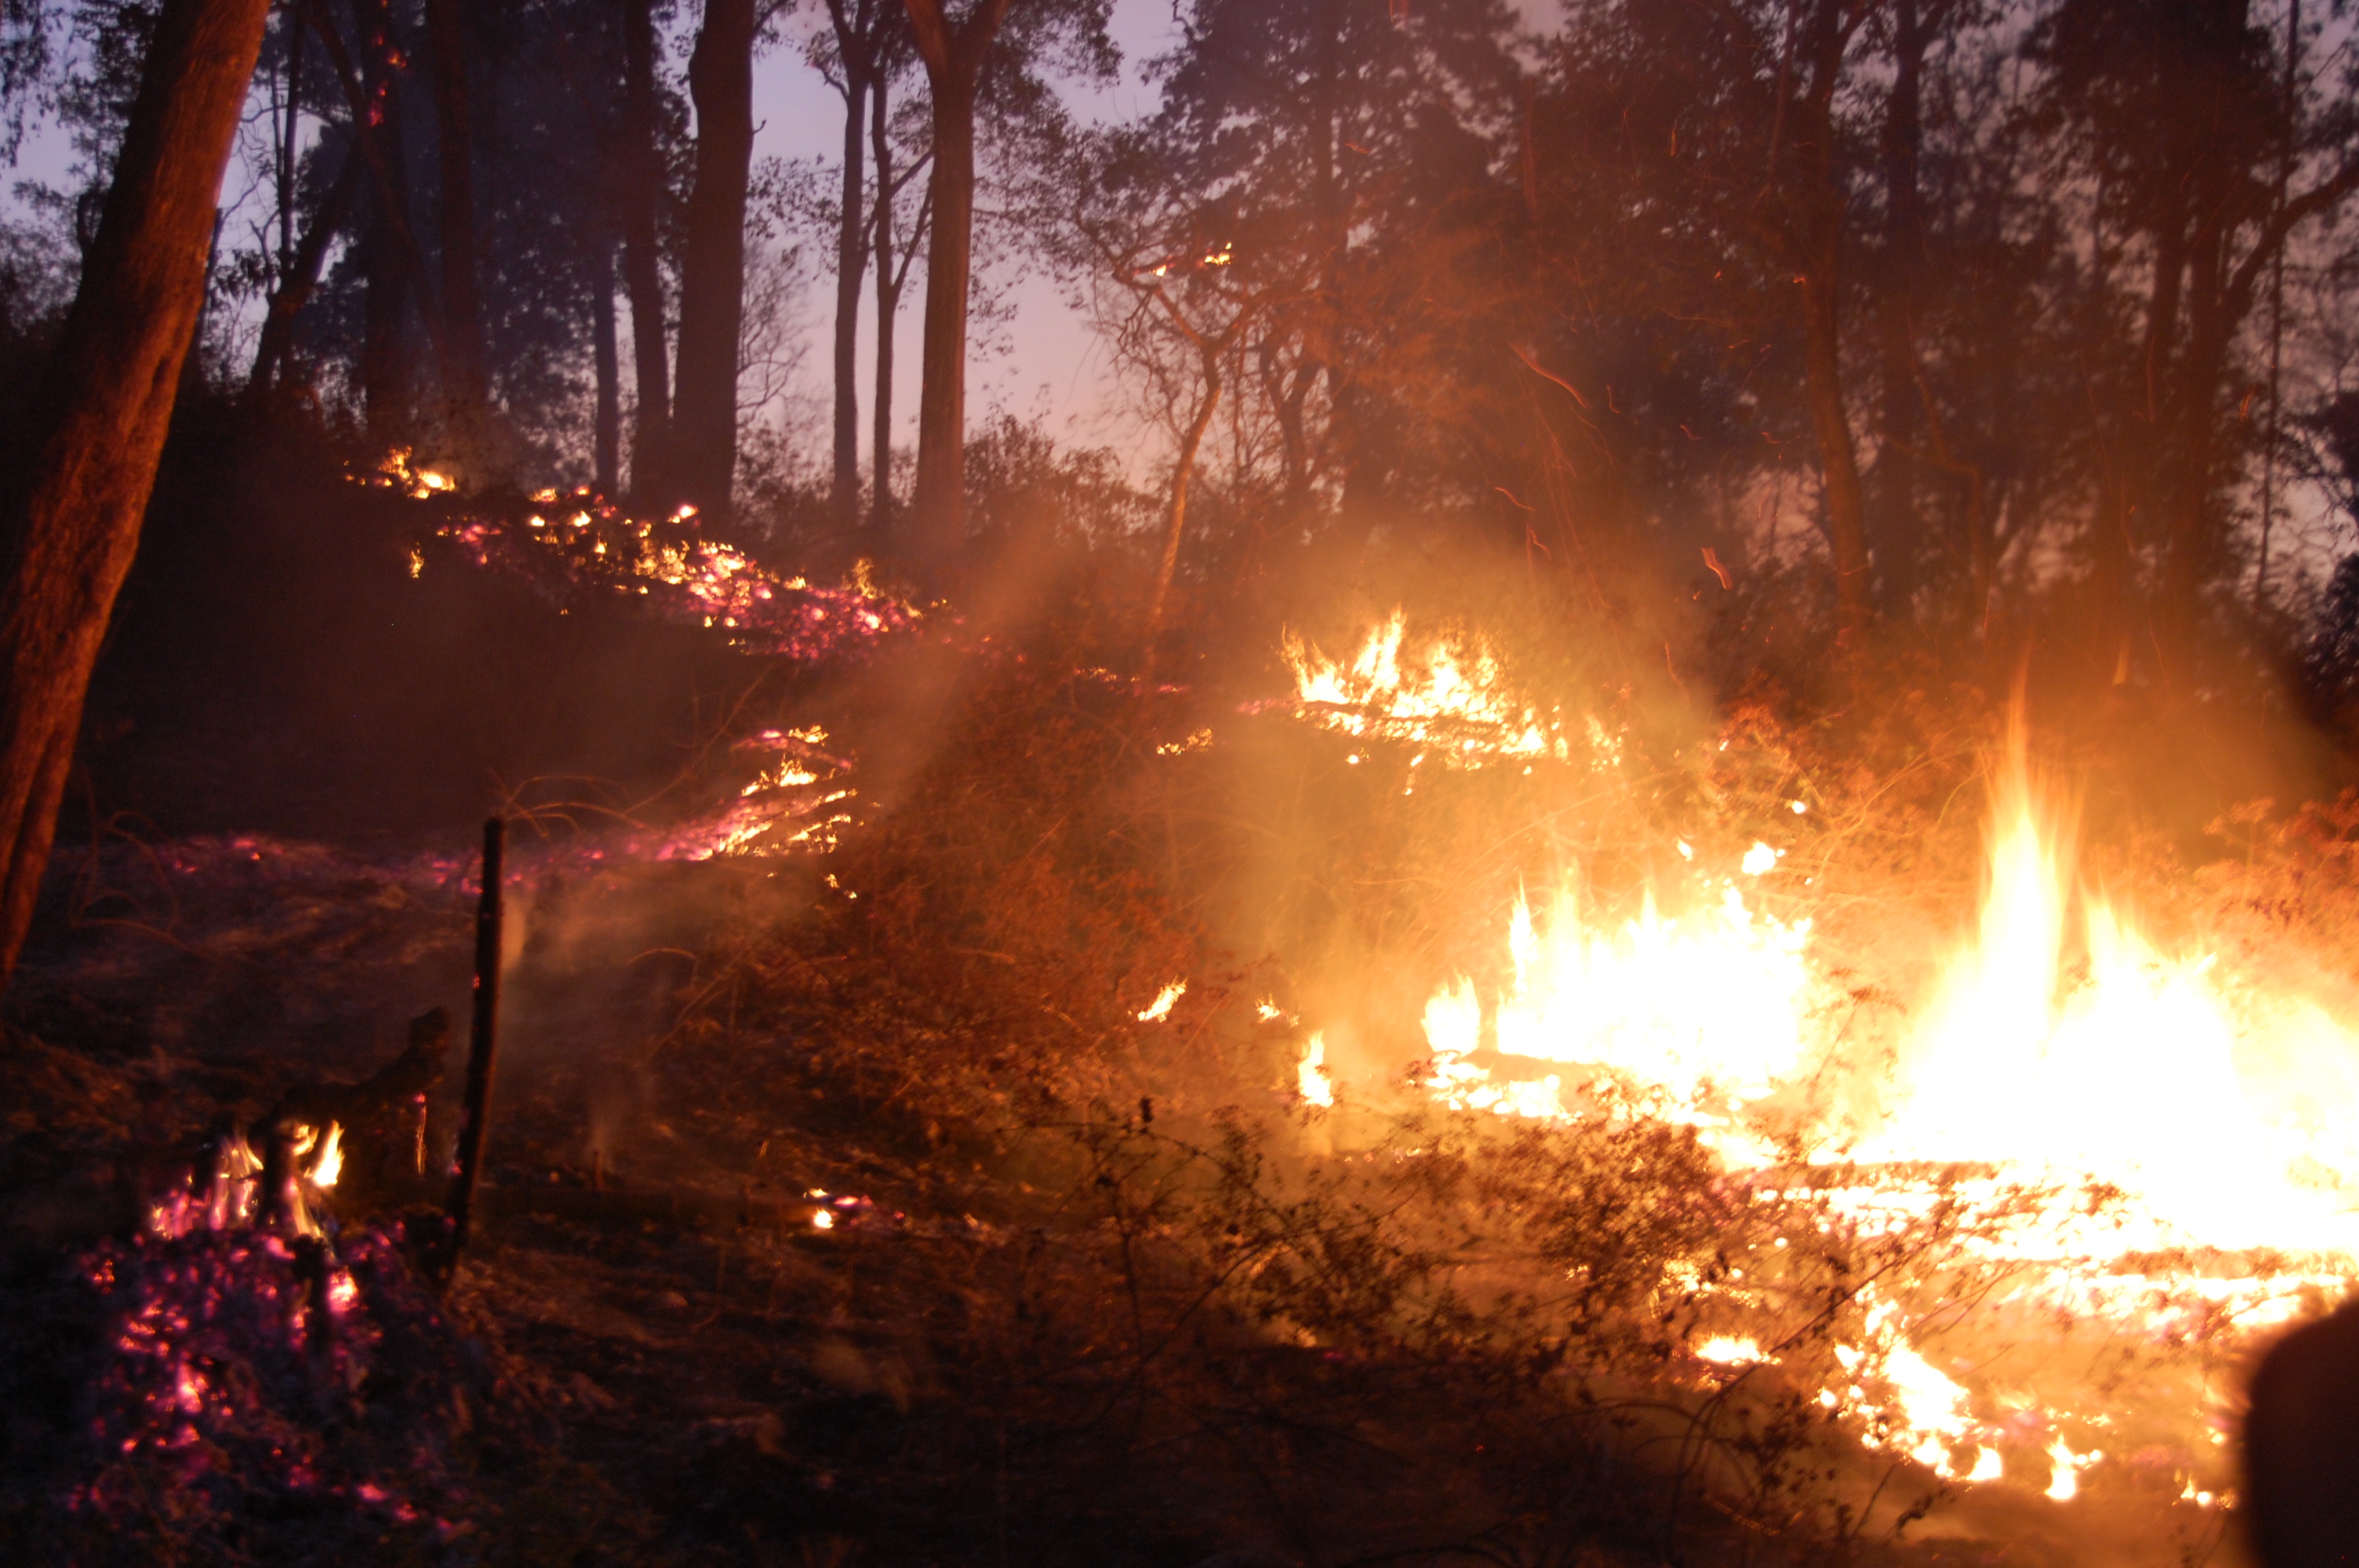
left=0, top=823, right=2248, bottom=1568
left=0, top=833, right=1716, bottom=1568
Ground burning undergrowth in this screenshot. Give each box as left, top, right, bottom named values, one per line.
left=373, top=451, right=928, bottom=667
left=12, top=566, right=2359, bottom=1563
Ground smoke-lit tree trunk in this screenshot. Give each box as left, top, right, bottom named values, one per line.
left=619, top=0, right=670, bottom=503
left=1874, top=0, right=1926, bottom=624
left=358, top=0, right=413, bottom=441
left=671, top=0, right=756, bottom=525
left=591, top=241, right=621, bottom=494
left=248, top=136, right=360, bottom=395
left=0, top=0, right=269, bottom=985
left=903, top=0, right=1012, bottom=576
left=423, top=0, right=489, bottom=455
left=1145, top=347, right=1222, bottom=670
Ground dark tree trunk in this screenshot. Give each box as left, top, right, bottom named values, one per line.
left=591, top=241, right=621, bottom=494
left=0, top=0, right=269, bottom=985
left=619, top=0, right=669, bottom=503
left=832, top=73, right=867, bottom=527
left=423, top=0, right=488, bottom=453
left=902, top=0, right=1012, bottom=577
left=275, top=19, right=300, bottom=277
left=871, top=71, right=899, bottom=545
left=358, top=0, right=413, bottom=441
left=1801, top=263, right=1872, bottom=650
left=671, top=0, right=756, bottom=525
left=827, top=0, right=876, bottom=532
left=248, top=134, right=360, bottom=396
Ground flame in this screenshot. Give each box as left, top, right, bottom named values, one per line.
left=1137, top=981, right=1186, bottom=1023
left=1284, top=611, right=1605, bottom=768
left=1419, top=873, right=1814, bottom=1129
left=377, top=468, right=922, bottom=665
left=1695, top=1334, right=1762, bottom=1365
left=1856, top=730, right=2359, bottom=1256
left=308, top=1122, right=343, bottom=1189
left=1292, top=624, right=2359, bottom=1504
left=1298, top=1033, right=1335, bottom=1105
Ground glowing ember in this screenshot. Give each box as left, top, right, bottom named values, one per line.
left=1137, top=981, right=1187, bottom=1023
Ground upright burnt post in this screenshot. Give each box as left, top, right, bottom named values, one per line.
left=442, top=816, right=504, bottom=1280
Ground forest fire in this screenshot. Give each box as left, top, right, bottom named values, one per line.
left=9, top=0, right=2359, bottom=1551
left=1285, top=614, right=2359, bottom=1505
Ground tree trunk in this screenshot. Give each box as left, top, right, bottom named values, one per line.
left=831, top=72, right=867, bottom=528
left=358, top=0, right=413, bottom=441
left=1792, top=0, right=1872, bottom=652
left=871, top=69, right=898, bottom=546
left=423, top=0, right=488, bottom=453
left=1801, top=260, right=1872, bottom=648
left=1144, top=348, right=1222, bottom=672
left=248, top=134, right=361, bottom=396
left=0, top=0, right=268, bottom=985
left=591, top=241, right=621, bottom=494
left=1873, top=0, right=1925, bottom=622
left=828, top=0, right=874, bottom=532
left=274, top=19, right=300, bottom=278
left=902, top=0, right=1012, bottom=577
left=619, top=0, right=670, bottom=503
left=671, top=0, right=756, bottom=525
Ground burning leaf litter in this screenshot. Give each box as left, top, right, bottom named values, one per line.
left=1281, top=608, right=1621, bottom=769
left=364, top=457, right=926, bottom=666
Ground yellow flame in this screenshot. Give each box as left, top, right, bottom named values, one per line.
left=1285, top=611, right=1594, bottom=767
left=1695, top=1335, right=1762, bottom=1365
left=309, top=1121, right=343, bottom=1189
left=1299, top=1033, right=1335, bottom=1105
left=1137, top=982, right=1186, bottom=1023
left=1420, top=876, right=1814, bottom=1127
left=1857, top=729, right=2359, bottom=1256
left=1297, top=630, right=2359, bottom=1499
